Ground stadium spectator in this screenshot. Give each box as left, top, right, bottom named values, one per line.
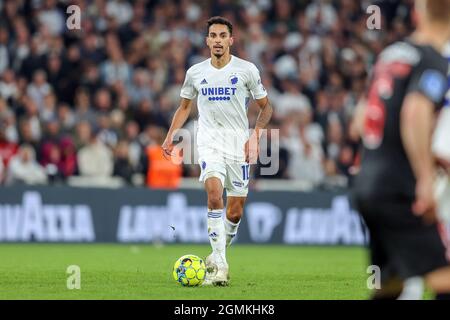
left=20, top=97, right=43, bottom=141
left=96, top=112, right=118, bottom=148
left=0, top=127, right=18, bottom=169
left=45, top=54, right=65, bottom=102
left=5, top=144, right=48, bottom=185
left=276, top=79, right=313, bottom=118
left=74, top=88, right=97, bottom=126
left=18, top=118, right=40, bottom=156
left=59, top=136, right=78, bottom=179
left=0, top=69, right=19, bottom=102
left=79, top=62, right=102, bottom=96
left=20, top=36, right=46, bottom=81
left=94, top=87, right=113, bottom=113
left=62, top=44, right=82, bottom=104
left=27, top=70, right=52, bottom=112
left=57, top=103, right=76, bottom=134
left=80, top=33, right=106, bottom=65
left=74, top=120, right=93, bottom=150
left=123, top=120, right=143, bottom=171
left=40, top=92, right=57, bottom=123
left=127, top=68, right=153, bottom=106
left=0, top=26, right=10, bottom=75
left=284, top=107, right=325, bottom=186
left=323, top=114, right=344, bottom=162
left=100, top=38, right=132, bottom=86
left=37, top=0, right=65, bottom=36
left=144, top=126, right=182, bottom=189
left=113, top=139, right=135, bottom=184
left=77, top=128, right=114, bottom=178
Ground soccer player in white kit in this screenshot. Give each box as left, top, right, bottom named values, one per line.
left=162, top=16, right=273, bottom=286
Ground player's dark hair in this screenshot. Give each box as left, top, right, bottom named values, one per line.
left=207, top=16, right=233, bottom=36
left=426, top=0, right=450, bottom=22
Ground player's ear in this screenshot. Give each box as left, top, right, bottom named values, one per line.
left=229, top=36, right=234, bottom=47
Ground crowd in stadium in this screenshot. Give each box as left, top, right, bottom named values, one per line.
left=0, top=0, right=415, bottom=188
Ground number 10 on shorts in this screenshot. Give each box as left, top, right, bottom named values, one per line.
left=242, top=164, right=250, bottom=180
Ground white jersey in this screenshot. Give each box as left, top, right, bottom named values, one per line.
left=180, top=55, right=267, bottom=161
left=432, top=43, right=450, bottom=162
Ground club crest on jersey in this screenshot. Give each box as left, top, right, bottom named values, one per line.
left=229, top=75, right=238, bottom=85
left=419, top=70, right=447, bottom=103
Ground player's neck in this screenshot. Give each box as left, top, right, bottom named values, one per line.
left=412, top=24, right=449, bottom=52
left=210, top=52, right=232, bottom=69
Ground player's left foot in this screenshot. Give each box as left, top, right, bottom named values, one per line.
left=205, top=253, right=218, bottom=275
left=201, top=275, right=214, bottom=286
left=212, top=254, right=229, bottom=286
left=212, top=266, right=229, bottom=287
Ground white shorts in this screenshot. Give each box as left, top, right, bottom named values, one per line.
left=198, top=149, right=249, bottom=197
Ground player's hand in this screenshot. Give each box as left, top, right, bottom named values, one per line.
left=161, top=137, right=175, bottom=160
left=413, top=176, right=437, bottom=224
left=245, top=132, right=259, bottom=164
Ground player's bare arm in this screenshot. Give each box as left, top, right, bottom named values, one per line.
left=162, top=98, right=192, bottom=157
left=245, top=96, right=273, bottom=164
left=400, top=92, right=436, bottom=221
left=255, top=96, right=273, bottom=132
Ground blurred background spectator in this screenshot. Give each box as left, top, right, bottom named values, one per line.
left=0, top=0, right=417, bottom=189
left=5, top=144, right=48, bottom=185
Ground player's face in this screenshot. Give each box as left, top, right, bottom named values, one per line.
left=206, top=24, right=233, bottom=58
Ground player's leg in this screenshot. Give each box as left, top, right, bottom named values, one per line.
left=381, top=200, right=450, bottom=300
left=198, top=156, right=229, bottom=286
left=224, top=162, right=250, bottom=247
left=423, top=223, right=450, bottom=299
left=225, top=196, right=246, bottom=247
left=202, top=176, right=229, bottom=286
left=425, top=266, right=450, bottom=299
left=399, top=224, right=450, bottom=300
left=205, top=176, right=224, bottom=209
left=204, top=177, right=228, bottom=269
left=367, top=227, right=403, bottom=300
left=355, top=196, right=402, bottom=299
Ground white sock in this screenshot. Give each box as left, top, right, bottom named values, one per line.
left=207, top=209, right=227, bottom=267
left=397, top=277, right=424, bottom=300
left=224, top=216, right=240, bottom=247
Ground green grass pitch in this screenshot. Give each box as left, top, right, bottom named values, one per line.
left=0, top=244, right=372, bottom=300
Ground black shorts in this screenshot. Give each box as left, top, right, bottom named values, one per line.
left=355, top=195, right=449, bottom=282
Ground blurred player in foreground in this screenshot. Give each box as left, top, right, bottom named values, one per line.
left=162, top=17, right=272, bottom=286
left=432, top=41, right=450, bottom=225
left=354, top=0, right=450, bottom=300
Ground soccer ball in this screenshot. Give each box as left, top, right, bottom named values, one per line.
left=172, top=254, right=206, bottom=286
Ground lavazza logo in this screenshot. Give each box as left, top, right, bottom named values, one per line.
left=117, top=193, right=367, bottom=245
left=0, top=192, right=95, bottom=242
